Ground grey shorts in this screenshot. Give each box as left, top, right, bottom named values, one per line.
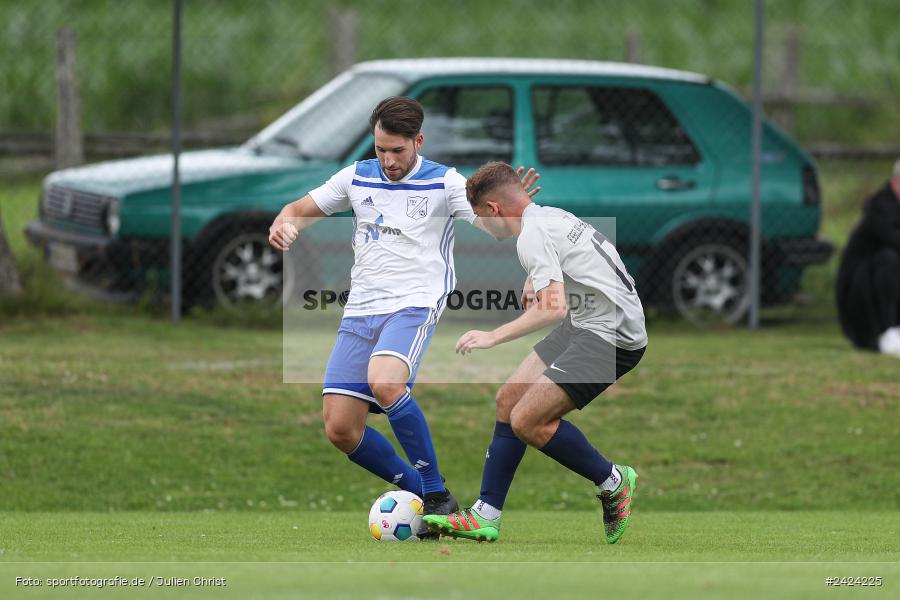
left=533, top=320, right=646, bottom=409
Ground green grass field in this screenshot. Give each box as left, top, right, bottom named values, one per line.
left=1, top=512, right=898, bottom=598
left=1, top=311, right=899, bottom=597
left=2, top=314, right=899, bottom=513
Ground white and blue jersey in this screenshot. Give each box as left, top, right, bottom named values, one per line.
left=309, top=155, right=475, bottom=317
left=308, top=155, right=475, bottom=407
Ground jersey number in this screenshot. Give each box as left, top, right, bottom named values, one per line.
left=591, top=231, right=634, bottom=292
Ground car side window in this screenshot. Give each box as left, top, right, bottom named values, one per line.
left=533, top=86, right=700, bottom=167
left=416, top=86, right=514, bottom=165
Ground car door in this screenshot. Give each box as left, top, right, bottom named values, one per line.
left=524, top=81, right=715, bottom=262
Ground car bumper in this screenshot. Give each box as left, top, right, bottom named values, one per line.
left=25, top=220, right=168, bottom=292
left=25, top=220, right=118, bottom=272
left=771, top=236, right=834, bottom=267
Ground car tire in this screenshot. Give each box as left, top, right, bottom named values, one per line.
left=194, top=220, right=320, bottom=314
left=661, top=237, right=751, bottom=326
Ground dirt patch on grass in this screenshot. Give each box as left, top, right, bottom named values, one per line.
left=822, top=382, right=900, bottom=408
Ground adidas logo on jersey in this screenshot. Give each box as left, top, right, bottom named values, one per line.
left=362, top=196, right=375, bottom=206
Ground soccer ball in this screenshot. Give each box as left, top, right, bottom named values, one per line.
left=368, top=490, right=424, bottom=541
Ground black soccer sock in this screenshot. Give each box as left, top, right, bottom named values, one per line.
left=538, top=419, right=613, bottom=486
left=478, top=421, right=527, bottom=510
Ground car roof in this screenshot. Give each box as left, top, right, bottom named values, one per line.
left=353, top=58, right=711, bottom=84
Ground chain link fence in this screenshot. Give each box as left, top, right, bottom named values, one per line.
left=2, top=0, right=898, bottom=326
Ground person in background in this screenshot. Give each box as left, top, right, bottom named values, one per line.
left=836, top=158, right=900, bottom=356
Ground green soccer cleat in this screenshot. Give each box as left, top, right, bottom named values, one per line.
left=422, top=508, right=501, bottom=543
left=598, top=464, right=637, bottom=544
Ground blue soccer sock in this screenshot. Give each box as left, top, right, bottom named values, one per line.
left=478, top=421, right=527, bottom=510
left=538, top=419, right=613, bottom=486
left=347, top=425, right=423, bottom=495
left=383, top=391, right=446, bottom=496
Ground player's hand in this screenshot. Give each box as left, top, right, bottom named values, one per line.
left=520, top=277, right=536, bottom=311
left=455, top=330, right=497, bottom=355
left=517, top=166, right=541, bottom=197
left=269, top=221, right=299, bottom=252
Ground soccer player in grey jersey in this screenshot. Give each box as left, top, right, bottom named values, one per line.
left=423, top=162, right=647, bottom=544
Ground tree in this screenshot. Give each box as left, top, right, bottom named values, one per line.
left=0, top=211, right=23, bottom=296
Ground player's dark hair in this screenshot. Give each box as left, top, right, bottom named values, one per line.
left=369, top=97, right=424, bottom=139
left=466, top=161, right=522, bottom=207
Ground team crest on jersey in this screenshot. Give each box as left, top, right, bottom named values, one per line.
left=406, top=196, right=428, bottom=219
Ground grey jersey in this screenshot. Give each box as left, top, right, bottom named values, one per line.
left=516, top=203, right=648, bottom=350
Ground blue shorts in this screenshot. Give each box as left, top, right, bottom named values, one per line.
left=323, top=307, right=439, bottom=412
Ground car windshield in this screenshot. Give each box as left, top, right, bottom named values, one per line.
left=246, top=72, right=407, bottom=160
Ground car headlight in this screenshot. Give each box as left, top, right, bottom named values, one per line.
left=105, top=199, right=121, bottom=236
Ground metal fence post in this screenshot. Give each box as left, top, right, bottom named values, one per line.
left=171, top=0, right=182, bottom=322
left=749, top=0, right=764, bottom=330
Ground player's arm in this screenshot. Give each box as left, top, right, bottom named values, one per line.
left=269, top=165, right=354, bottom=251
left=456, top=281, right=567, bottom=354
left=268, top=195, right=327, bottom=251
left=520, top=275, right=535, bottom=310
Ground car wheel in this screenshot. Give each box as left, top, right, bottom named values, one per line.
left=210, top=230, right=285, bottom=312
left=669, top=240, right=750, bottom=326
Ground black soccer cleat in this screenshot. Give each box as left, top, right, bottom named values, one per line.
left=416, top=480, right=457, bottom=540
left=423, top=489, right=459, bottom=516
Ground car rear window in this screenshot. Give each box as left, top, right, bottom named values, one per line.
left=533, top=85, right=700, bottom=167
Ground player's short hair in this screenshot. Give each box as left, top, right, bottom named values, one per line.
left=466, top=161, right=522, bottom=207
left=369, top=97, right=424, bottom=139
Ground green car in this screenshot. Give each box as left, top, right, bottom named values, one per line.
left=26, top=58, right=831, bottom=323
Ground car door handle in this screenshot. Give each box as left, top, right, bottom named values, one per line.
left=656, top=176, right=696, bottom=191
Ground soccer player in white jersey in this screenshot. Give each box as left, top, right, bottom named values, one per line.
left=268, top=99, right=537, bottom=520
left=423, top=162, right=648, bottom=544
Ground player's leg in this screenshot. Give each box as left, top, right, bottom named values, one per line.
left=472, top=322, right=574, bottom=517
left=322, top=316, right=423, bottom=495
left=422, top=351, right=546, bottom=542
left=511, top=332, right=646, bottom=543
left=322, top=393, right=422, bottom=495
left=424, top=321, right=576, bottom=541
left=368, top=307, right=457, bottom=514
left=322, top=393, right=369, bottom=453
left=510, top=377, right=636, bottom=543
left=477, top=353, right=546, bottom=509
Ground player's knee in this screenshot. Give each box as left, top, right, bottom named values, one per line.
left=324, top=420, right=362, bottom=453
left=369, top=380, right=406, bottom=407
left=495, top=385, right=518, bottom=421
left=509, top=406, right=539, bottom=445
